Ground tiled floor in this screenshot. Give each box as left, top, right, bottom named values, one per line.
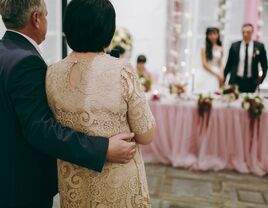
left=53, top=164, right=268, bottom=208
left=146, top=164, right=268, bottom=208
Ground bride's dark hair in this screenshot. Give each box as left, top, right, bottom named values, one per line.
left=205, top=27, right=222, bottom=61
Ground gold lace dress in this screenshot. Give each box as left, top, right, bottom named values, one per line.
left=46, top=53, right=155, bottom=208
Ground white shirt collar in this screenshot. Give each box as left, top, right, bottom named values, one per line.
left=7, top=29, right=42, bottom=55
left=242, top=40, right=254, bottom=47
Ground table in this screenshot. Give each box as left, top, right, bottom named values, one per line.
left=141, top=98, right=268, bottom=176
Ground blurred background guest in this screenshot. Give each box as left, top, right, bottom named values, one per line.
left=224, top=23, right=268, bottom=93
left=112, top=45, right=126, bottom=58
left=136, top=55, right=152, bottom=80
left=200, top=27, right=224, bottom=93
left=136, top=55, right=153, bottom=92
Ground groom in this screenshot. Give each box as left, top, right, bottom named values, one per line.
left=224, top=23, right=268, bottom=92
left=0, top=0, right=136, bottom=207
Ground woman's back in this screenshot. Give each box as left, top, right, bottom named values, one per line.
left=47, top=53, right=130, bottom=137
left=46, top=53, right=155, bottom=207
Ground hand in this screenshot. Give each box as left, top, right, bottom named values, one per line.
left=216, top=74, right=224, bottom=86
left=106, top=133, right=136, bottom=163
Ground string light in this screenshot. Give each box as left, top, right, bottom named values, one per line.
left=180, top=61, right=186, bottom=67
left=218, top=0, right=229, bottom=41
left=187, top=31, right=193, bottom=38
left=184, top=49, right=190, bottom=54
left=257, top=4, right=264, bottom=40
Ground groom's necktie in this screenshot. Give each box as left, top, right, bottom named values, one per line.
left=244, top=43, right=249, bottom=78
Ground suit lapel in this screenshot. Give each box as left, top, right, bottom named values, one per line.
left=236, top=41, right=242, bottom=61
left=251, top=41, right=259, bottom=76
left=252, top=41, right=257, bottom=62
left=234, top=41, right=242, bottom=74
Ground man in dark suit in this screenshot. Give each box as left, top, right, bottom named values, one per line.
left=0, top=0, right=136, bottom=207
left=224, top=23, right=268, bottom=92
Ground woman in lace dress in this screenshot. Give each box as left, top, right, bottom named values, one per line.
left=200, top=27, right=224, bottom=93
left=46, top=0, right=156, bottom=207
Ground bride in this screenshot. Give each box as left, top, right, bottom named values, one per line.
left=200, top=27, right=224, bottom=93
left=46, top=0, right=156, bottom=207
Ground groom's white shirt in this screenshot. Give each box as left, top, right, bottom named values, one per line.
left=7, top=29, right=42, bottom=55
left=237, top=40, right=254, bottom=78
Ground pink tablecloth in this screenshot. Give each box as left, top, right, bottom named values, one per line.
left=141, top=100, right=268, bottom=176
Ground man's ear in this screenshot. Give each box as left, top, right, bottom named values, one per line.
left=31, top=12, right=40, bottom=29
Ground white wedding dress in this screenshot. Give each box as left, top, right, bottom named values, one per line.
left=197, top=47, right=223, bottom=93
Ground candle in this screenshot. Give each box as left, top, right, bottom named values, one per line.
left=162, top=66, right=167, bottom=73
left=160, top=66, right=167, bottom=86
left=191, top=69, right=195, bottom=93
left=152, top=90, right=160, bottom=101
left=153, top=90, right=159, bottom=95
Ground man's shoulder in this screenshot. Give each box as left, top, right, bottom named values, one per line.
left=253, top=41, right=265, bottom=48
left=0, top=39, right=44, bottom=69
left=232, top=41, right=242, bottom=47
left=0, top=38, right=40, bottom=57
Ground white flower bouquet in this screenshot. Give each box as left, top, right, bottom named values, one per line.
left=110, top=27, right=133, bottom=52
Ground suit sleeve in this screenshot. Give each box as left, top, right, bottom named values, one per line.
left=224, top=44, right=234, bottom=80
left=259, top=43, right=268, bottom=83
left=7, top=55, right=109, bottom=172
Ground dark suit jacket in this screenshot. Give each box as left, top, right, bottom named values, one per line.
left=224, top=40, right=268, bottom=84
left=0, top=31, right=109, bottom=206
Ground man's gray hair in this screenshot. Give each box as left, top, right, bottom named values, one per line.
left=0, top=0, right=45, bottom=29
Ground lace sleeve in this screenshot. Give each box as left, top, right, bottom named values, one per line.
left=121, top=63, right=155, bottom=135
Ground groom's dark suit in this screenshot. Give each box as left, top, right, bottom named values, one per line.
left=224, top=41, right=268, bottom=92
left=0, top=31, right=109, bottom=207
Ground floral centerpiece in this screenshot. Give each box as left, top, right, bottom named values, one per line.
left=242, top=95, right=265, bottom=137
left=197, top=94, right=213, bottom=118
left=110, top=27, right=133, bottom=52
left=169, top=83, right=186, bottom=96
left=242, top=95, right=264, bottom=120
left=221, top=85, right=239, bottom=102
left=139, top=75, right=152, bottom=92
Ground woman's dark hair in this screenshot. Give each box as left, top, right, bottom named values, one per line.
left=113, top=45, right=126, bottom=55
left=63, top=0, right=116, bottom=52
left=205, top=27, right=222, bottom=61
left=137, top=55, right=147, bottom=63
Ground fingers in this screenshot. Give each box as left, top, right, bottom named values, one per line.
left=114, top=132, right=135, bottom=141
left=122, top=159, right=131, bottom=164
left=129, top=148, right=136, bottom=156
left=111, top=151, right=136, bottom=164
left=126, top=147, right=136, bottom=160
left=128, top=142, right=136, bottom=150
left=118, top=146, right=136, bottom=164
left=107, top=133, right=137, bottom=164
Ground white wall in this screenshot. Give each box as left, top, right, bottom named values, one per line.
left=259, top=0, right=268, bottom=89
left=0, top=16, right=5, bottom=38
left=111, top=0, right=167, bottom=72
left=224, top=0, right=246, bottom=51
left=40, top=0, right=62, bottom=64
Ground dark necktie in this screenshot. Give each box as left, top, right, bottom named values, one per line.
left=244, top=43, right=249, bottom=78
